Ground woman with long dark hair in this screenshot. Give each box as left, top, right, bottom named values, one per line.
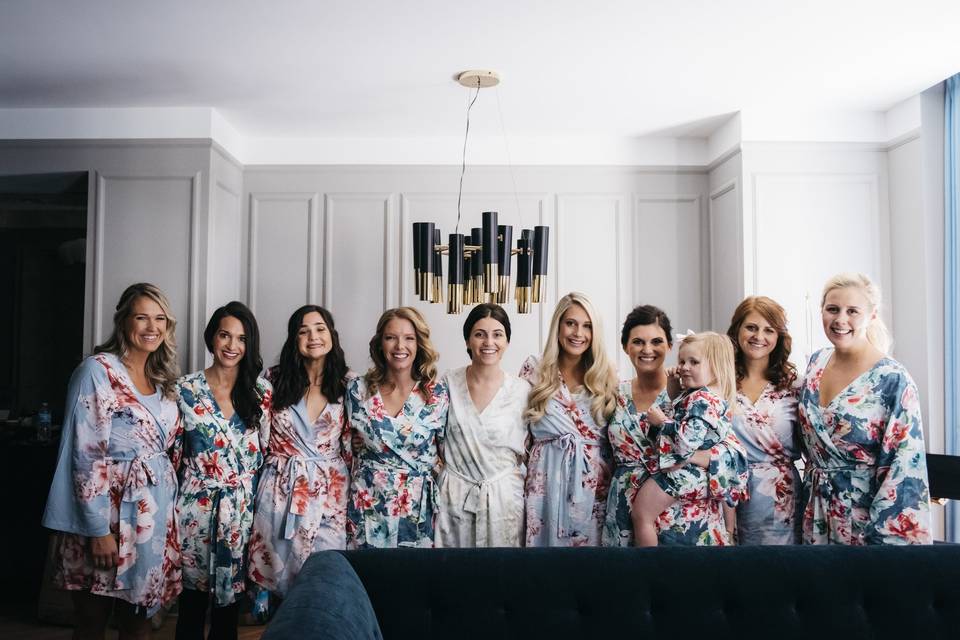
left=346, top=307, right=449, bottom=548
left=247, top=305, right=351, bottom=597
left=435, top=303, right=530, bottom=547
left=174, top=301, right=272, bottom=640
left=726, top=296, right=802, bottom=545
left=43, top=283, right=182, bottom=639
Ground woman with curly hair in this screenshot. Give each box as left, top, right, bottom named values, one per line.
left=346, top=307, right=449, bottom=548
left=43, top=283, right=183, bottom=639
left=726, top=296, right=802, bottom=545
left=247, top=305, right=352, bottom=597
left=521, top=292, right=618, bottom=547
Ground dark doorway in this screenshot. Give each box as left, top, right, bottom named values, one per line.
left=0, top=171, right=88, bottom=612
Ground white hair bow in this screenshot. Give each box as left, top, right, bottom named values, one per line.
left=674, top=329, right=696, bottom=343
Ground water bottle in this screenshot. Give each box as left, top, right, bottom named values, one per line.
left=37, top=402, right=52, bottom=444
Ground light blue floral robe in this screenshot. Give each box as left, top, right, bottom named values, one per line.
left=734, top=383, right=802, bottom=545
left=248, top=371, right=351, bottom=597
left=175, top=371, right=272, bottom=605
left=603, top=380, right=749, bottom=547
left=798, top=348, right=931, bottom=545
left=520, top=356, right=613, bottom=547
left=346, top=376, right=449, bottom=548
left=43, top=353, right=183, bottom=615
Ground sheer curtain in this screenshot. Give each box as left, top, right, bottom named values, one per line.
left=946, top=73, right=960, bottom=542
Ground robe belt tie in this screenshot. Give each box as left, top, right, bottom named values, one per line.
left=443, top=465, right=517, bottom=546
left=266, top=452, right=343, bottom=540
left=807, top=462, right=874, bottom=545
left=106, top=451, right=173, bottom=590
left=358, top=457, right=436, bottom=524
left=534, top=432, right=601, bottom=537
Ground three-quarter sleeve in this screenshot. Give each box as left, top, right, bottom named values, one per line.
left=864, top=371, right=932, bottom=545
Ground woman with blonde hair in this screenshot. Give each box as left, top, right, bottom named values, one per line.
left=726, top=296, right=802, bottom=545
left=521, top=292, right=618, bottom=546
left=43, top=283, right=183, bottom=639
left=346, top=307, right=449, bottom=548
left=798, top=273, right=931, bottom=544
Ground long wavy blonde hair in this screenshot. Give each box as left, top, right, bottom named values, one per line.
left=525, top=292, right=619, bottom=425
left=821, top=272, right=892, bottom=354
left=679, top=331, right=737, bottom=410
left=94, top=282, right=180, bottom=398
left=365, top=306, right=439, bottom=394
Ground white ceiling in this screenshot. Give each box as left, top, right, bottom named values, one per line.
left=2, top=1, right=959, bottom=151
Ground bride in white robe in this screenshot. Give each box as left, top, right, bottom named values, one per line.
left=435, top=304, right=530, bottom=547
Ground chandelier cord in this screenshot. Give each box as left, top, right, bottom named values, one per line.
left=495, top=85, right=523, bottom=230
left=455, top=82, right=481, bottom=236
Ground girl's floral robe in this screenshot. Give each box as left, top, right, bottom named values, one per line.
left=346, top=376, right=449, bottom=548
left=42, top=353, right=183, bottom=615
left=521, top=356, right=613, bottom=547
left=603, top=380, right=749, bottom=547
left=248, top=373, right=351, bottom=597
left=733, top=383, right=802, bottom=545
left=798, top=348, right=931, bottom=545
left=175, top=371, right=272, bottom=605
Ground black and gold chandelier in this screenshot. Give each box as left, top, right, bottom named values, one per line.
left=412, top=70, right=550, bottom=315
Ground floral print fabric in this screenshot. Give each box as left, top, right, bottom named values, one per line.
left=604, top=380, right=749, bottom=546
left=248, top=373, right=351, bottom=597
left=175, top=371, right=272, bottom=605
left=798, top=348, right=931, bottom=545
left=42, top=353, right=183, bottom=615
left=520, top=356, right=613, bottom=547
left=346, top=376, right=449, bottom=548
left=733, top=383, right=802, bottom=545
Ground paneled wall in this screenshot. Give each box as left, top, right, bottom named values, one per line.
left=0, top=140, right=217, bottom=373
left=737, top=142, right=891, bottom=370
left=242, top=166, right=710, bottom=378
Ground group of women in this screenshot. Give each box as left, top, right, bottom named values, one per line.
left=42, top=272, right=932, bottom=639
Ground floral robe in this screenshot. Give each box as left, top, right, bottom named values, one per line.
left=435, top=366, right=530, bottom=548
left=603, top=380, right=749, bottom=547
left=175, top=371, right=272, bottom=606
left=42, top=353, right=183, bottom=615
left=798, top=348, right=931, bottom=545
left=521, top=356, right=613, bottom=547
left=734, top=383, right=802, bottom=545
left=654, top=387, right=731, bottom=498
left=248, top=375, right=351, bottom=597
left=346, top=376, right=449, bottom=548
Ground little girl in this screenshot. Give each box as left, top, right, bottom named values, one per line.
left=631, top=331, right=737, bottom=546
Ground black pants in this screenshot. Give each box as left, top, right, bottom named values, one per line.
left=175, top=588, right=239, bottom=640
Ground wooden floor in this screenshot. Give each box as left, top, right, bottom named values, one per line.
left=0, top=614, right=267, bottom=640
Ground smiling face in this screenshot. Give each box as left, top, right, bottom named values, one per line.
left=623, top=323, right=670, bottom=375
left=737, top=311, right=778, bottom=363
left=558, top=303, right=592, bottom=358
left=125, top=295, right=167, bottom=357
left=467, top=316, right=508, bottom=367
left=822, top=286, right=875, bottom=349
left=677, top=342, right=714, bottom=389
left=297, top=311, right=332, bottom=362
left=381, top=317, right=418, bottom=374
left=211, top=315, right=246, bottom=369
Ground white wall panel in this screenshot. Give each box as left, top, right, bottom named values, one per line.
left=555, top=194, right=630, bottom=376
left=325, top=193, right=394, bottom=374
left=633, top=195, right=704, bottom=344
left=207, top=181, right=242, bottom=312
left=708, top=179, right=742, bottom=332
left=752, top=173, right=881, bottom=368
left=94, top=172, right=198, bottom=372
left=248, top=193, right=319, bottom=365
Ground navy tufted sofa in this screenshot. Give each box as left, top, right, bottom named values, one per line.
left=262, top=545, right=960, bottom=640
